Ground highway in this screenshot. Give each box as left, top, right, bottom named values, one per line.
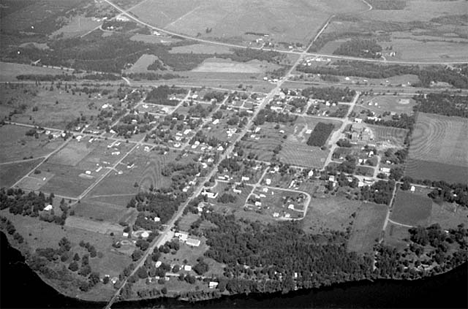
left=100, top=0, right=468, bottom=65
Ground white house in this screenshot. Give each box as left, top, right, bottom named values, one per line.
left=186, top=238, right=201, bottom=247
left=209, top=282, right=219, bottom=289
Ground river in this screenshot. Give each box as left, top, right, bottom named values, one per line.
left=1, top=232, right=467, bottom=309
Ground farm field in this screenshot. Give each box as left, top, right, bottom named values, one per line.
left=301, top=196, right=361, bottom=234
left=169, top=43, right=233, bottom=54
left=130, top=0, right=366, bottom=45
left=126, top=54, right=160, bottom=72
left=407, top=113, right=468, bottom=182
left=347, top=202, right=388, bottom=254
left=390, top=190, right=432, bottom=227
left=0, top=124, right=63, bottom=162
left=73, top=199, right=136, bottom=224
left=0, top=159, right=42, bottom=188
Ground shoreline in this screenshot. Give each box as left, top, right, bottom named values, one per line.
left=2, top=230, right=466, bottom=306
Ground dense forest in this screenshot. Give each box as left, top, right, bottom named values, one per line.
left=333, top=39, right=383, bottom=59
left=306, top=122, right=335, bottom=147
left=301, top=86, right=356, bottom=103
left=413, top=92, right=468, bottom=118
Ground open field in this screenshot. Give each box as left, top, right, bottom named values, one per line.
left=390, top=190, right=432, bottom=227
left=73, top=199, right=135, bottom=224
left=429, top=201, right=468, bottom=230
left=347, top=202, right=388, bottom=254
left=384, top=222, right=410, bottom=251
left=2, top=84, right=115, bottom=129
left=170, top=43, right=233, bottom=54
left=367, top=125, right=408, bottom=148
left=130, top=0, right=366, bottom=45
left=0, top=124, right=62, bottom=162
left=0, top=62, right=70, bottom=82
left=51, top=15, right=101, bottom=38
left=192, top=58, right=264, bottom=73
left=301, top=196, right=362, bottom=233
left=65, top=216, right=123, bottom=235
left=360, top=95, right=417, bottom=115
left=0, top=159, right=42, bottom=188
left=126, top=54, right=160, bottom=72
left=279, top=141, right=329, bottom=168
left=407, top=113, right=468, bottom=182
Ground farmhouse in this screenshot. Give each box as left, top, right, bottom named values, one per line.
left=209, top=282, right=219, bottom=289
left=175, top=232, right=189, bottom=242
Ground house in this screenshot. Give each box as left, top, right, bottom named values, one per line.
left=233, top=189, right=242, bottom=194
left=255, top=201, right=262, bottom=207
left=262, top=187, right=268, bottom=193
left=184, top=265, right=192, bottom=271
left=273, top=212, right=279, bottom=218
left=241, top=176, right=250, bottom=181
left=154, top=217, right=161, bottom=222
left=284, top=213, right=291, bottom=218
left=155, top=261, right=162, bottom=268
left=380, top=167, right=391, bottom=173
left=186, top=238, right=201, bottom=247
left=410, top=186, right=416, bottom=193
left=44, top=204, right=53, bottom=211
left=209, top=282, right=219, bottom=289
left=141, top=231, right=150, bottom=238
left=175, top=232, right=189, bottom=242
left=265, top=179, right=271, bottom=185
left=288, top=204, right=295, bottom=210
left=202, top=191, right=218, bottom=199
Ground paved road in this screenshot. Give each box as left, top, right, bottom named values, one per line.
left=101, top=0, right=468, bottom=65
left=104, top=13, right=332, bottom=308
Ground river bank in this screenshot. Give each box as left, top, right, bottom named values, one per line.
left=1, top=231, right=467, bottom=309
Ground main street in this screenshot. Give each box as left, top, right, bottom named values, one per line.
left=104, top=14, right=331, bottom=308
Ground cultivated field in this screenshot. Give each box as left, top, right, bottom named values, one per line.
left=347, top=202, right=388, bottom=254
left=130, top=0, right=366, bottom=45
left=126, top=54, right=160, bottom=72
left=390, top=190, right=432, bottom=227
left=170, top=43, right=233, bottom=54
left=302, top=196, right=362, bottom=233
left=407, top=113, right=468, bottom=182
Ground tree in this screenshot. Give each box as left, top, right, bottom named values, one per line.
left=69, top=261, right=79, bottom=272
left=89, top=272, right=100, bottom=286
left=161, top=287, right=168, bottom=295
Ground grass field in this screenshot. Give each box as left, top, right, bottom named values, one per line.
left=126, top=54, right=160, bottom=72
left=390, top=190, right=432, bottom=227
left=429, top=201, right=468, bottom=230
left=279, top=141, right=329, bottom=168
left=407, top=113, right=468, bottom=182
left=130, top=0, right=365, bottom=45
left=0, top=125, right=62, bottom=163
left=2, top=84, right=114, bottom=129
left=347, top=202, right=388, bottom=254
left=0, top=159, right=42, bottom=188
left=367, top=125, right=408, bottom=148
left=0, top=62, right=69, bottom=82
left=192, top=58, right=264, bottom=73
left=170, top=43, right=233, bottom=54
left=301, top=196, right=362, bottom=233
left=361, top=95, right=417, bottom=115
left=383, top=222, right=410, bottom=251
left=73, top=199, right=135, bottom=224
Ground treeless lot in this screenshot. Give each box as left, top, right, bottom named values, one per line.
left=301, top=196, right=361, bottom=234
left=407, top=113, right=468, bottom=182
left=0, top=159, right=42, bottom=188
left=390, top=190, right=432, bottom=226
left=347, top=202, right=387, bottom=254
